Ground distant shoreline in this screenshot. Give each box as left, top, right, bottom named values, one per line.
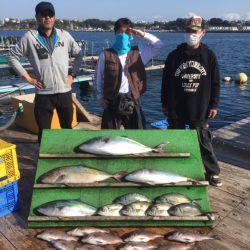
left=0, top=28, right=250, bottom=33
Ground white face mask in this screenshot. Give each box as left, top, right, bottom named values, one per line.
left=186, top=33, right=202, bottom=47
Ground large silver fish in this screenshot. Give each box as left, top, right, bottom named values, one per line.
left=123, top=230, right=163, bottom=242
left=97, top=203, right=123, bottom=216
left=67, top=227, right=110, bottom=237
left=113, top=193, right=151, bottom=205
left=165, top=230, right=219, bottom=243
left=35, top=200, right=97, bottom=217
left=146, top=202, right=172, bottom=217
left=167, top=203, right=203, bottom=217
left=36, top=230, right=78, bottom=242
left=154, top=193, right=200, bottom=205
left=121, top=201, right=151, bottom=216
left=119, top=242, right=157, bottom=250
left=74, top=136, right=167, bottom=155
left=81, top=232, right=123, bottom=245
left=51, top=240, right=78, bottom=250
left=124, top=169, right=190, bottom=185
left=38, top=165, right=126, bottom=184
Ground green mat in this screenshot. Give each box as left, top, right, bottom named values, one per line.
left=28, top=129, right=212, bottom=228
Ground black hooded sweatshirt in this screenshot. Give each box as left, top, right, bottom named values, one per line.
left=161, top=43, right=220, bottom=127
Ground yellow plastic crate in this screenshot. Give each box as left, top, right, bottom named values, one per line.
left=0, top=140, right=20, bottom=187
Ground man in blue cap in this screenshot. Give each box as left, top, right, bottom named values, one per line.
left=161, top=15, right=222, bottom=186
left=8, top=1, right=82, bottom=143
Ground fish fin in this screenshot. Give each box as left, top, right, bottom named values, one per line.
left=152, top=141, right=169, bottom=153
left=55, top=175, right=66, bottom=183
left=113, top=171, right=128, bottom=182
left=212, top=235, right=221, bottom=240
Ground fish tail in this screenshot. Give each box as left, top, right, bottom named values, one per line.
left=153, top=141, right=169, bottom=153
left=204, top=212, right=217, bottom=221
left=113, top=171, right=128, bottom=182
left=188, top=178, right=204, bottom=186
left=73, top=145, right=83, bottom=153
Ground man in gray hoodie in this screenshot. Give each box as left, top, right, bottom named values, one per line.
left=8, top=1, right=82, bottom=142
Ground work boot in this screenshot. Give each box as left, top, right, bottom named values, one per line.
left=209, top=175, right=222, bottom=187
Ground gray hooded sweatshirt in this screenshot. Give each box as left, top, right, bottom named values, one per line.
left=8, top=28, right=82, bottom=94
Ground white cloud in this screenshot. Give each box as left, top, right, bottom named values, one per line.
left=186, top=12, right=199, bottom=18
left=243, top=13, right=250, bottom=21
left=223, top=13, right=241, bottom=21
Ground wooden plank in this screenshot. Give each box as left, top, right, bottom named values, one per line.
left=207, top=186, right=244, bottom=226
left=237, top=198, right=250, bottom=214
left=72, top=95, right=92, bottom=122
left=28, top=215, right=213, bottom=222
left=217, top=162, right=250, bottom=198
left=0, top=232, right=15, bottom=250
left=34, top=181, right=209, bottom=188
left=39, top=152, right=191, bottom=158
left=0, top=214, right=48, bottom=250
left=201, top=208, right=250, bottom=250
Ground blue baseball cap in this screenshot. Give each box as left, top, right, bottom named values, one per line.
left=35, top=2, right=55, bottom=16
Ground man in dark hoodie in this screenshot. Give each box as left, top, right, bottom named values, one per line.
left=161, top=15, right=221, bottom=186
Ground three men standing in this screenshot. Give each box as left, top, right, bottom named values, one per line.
left=8, top=1, right=82, bottom=142
left=7, top=2, right=221, bottom=186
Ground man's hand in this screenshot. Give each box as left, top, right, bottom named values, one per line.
left=209, top=109, right=217, bottom=119
left=162, top=107, right=168, bottom=117
left=99, top=98, right=109, bottom=108
left=127, top=28, right=145, bottom=38
left=23, top=74, right=44, bottom=89
left=66, top=75, right=74, bottom=85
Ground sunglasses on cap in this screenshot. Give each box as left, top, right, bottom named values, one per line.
left=38, top=10, right=54, bottom=18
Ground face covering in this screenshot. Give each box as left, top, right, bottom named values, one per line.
left=185, top=33, right=202, bottom=47
left=112, top=33, right=133, bottom=55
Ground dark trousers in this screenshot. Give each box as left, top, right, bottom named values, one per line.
left=168, top=119, right=220, bottom=176
left=34, top=91, right=73, bottom=143
left=101, top=102, right=146, bottom=129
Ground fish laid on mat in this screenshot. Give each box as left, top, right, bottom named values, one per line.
left=113, top=193, right=151, bottom=205
left=75, top=244, right=105, bottom=250
left=97, top=203, right=123, bottom=216
left=124, top=168, right=193, bottom=185
left=51, top=240, right=79, bottom=250
left=120, top=201, right=151, bottom=216
left=146, top=202, right=172, bottom=217
left=38, top=165, right=126, bottom=184
left=74, top=136, right=167, bottom=155
left=81, top=232, right=123, bottom=245
left=157, top=242, right=194, bottom=250
left=167, top=203, right=204, bottom=217
left=123, top=230, right=163, bottom=242
left=154, top=193, right=200, bottom=206
left=119, top=242, right=157, bottom=250
left=67, top=227, right=110, bottom=237
left=35, top=200, right=97, bottom=217
left=165, top=230, right=220, bottom=243
left=36, top=230, right=78, bottom=242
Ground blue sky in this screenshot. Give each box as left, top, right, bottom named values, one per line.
left=1, top=0, right=250, bottom=21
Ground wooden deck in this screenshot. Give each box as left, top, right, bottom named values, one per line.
left=0, top=125, right=249, bottom=249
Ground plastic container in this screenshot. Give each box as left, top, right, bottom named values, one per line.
left=151, top=120, right=190, bottom=130
left=0, top=180, right=19, bottom=217
left=0, top=139, right=20, bottom=187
